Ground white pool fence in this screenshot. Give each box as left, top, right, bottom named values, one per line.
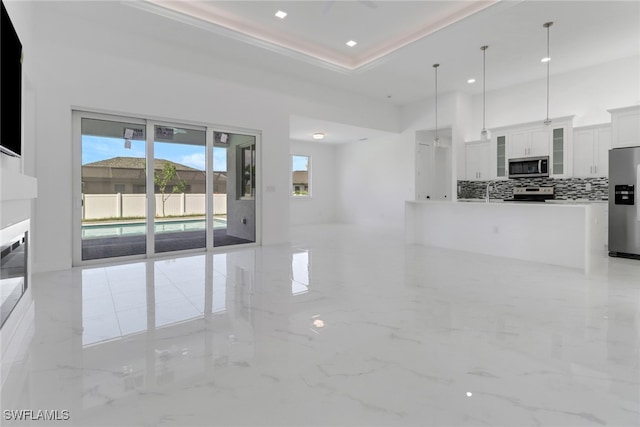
left=83, top=193, right=227, bottom=220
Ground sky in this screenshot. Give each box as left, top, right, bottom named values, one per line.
left=84, top=136, right=309, bottom=173
left=82, top=135, right=227, bottom=171
left=292, top=155, right=308, bottom=171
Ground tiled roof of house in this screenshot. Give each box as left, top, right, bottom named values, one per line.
left=84, top=157, right=201, bottom=171
left=292, top=170, right=308, bottom=184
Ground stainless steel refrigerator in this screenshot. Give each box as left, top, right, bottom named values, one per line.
left=609, top=146, right=640, bottom=259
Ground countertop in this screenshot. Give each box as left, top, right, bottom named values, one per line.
left=455, top=198, right=607, bottom=205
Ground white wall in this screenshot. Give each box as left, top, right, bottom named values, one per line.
left=467, top=55, right=640, bottom=137
left=335, top=134, right=409, bottom=230
left=290, top=140, right=337, bottom=226
left=21, top=2, right=399, bottom=272
left=335, top=93, right=460, bottom=229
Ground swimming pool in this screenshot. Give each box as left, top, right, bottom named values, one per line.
left=82, top=218, right=227, bottom=239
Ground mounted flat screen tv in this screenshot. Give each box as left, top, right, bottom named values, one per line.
left=1, top=0, right=23, bottom=157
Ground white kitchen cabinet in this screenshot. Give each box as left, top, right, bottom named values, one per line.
left=608, top=105, right=640, bottom=148
left=573, top=124, right=611, bottom=177
left=494, top=135, right=507, bottom=178
left=507, top=125, right=569, bottom=176
left=530, top=128, right=550, bottom=157
left=488, top=134, right=507, bottom=180
left=509, top=129, right=530, bottom=158
left=490, top=116, right=573, bottom=177
left=465, top=141, right=489, bottom=181
left=551, top=125, right=569, bottom=176
left=508, top=127, right=551, bottom=158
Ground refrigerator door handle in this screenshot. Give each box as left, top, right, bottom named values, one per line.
left=637, top=164, right=640, bottom=222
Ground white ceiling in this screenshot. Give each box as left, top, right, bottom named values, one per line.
left=125, top=0, right=640, bottom=144
left=132, top=0, right=640, bottom=102
left=142, top=0, right=499, bottom=71
left=290, top=115, right=398, bottom=144
left=42, top=1, right=640, bottom=144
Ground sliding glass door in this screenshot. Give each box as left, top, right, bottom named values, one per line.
left=213, top=131, right=256, bottom=247
left=153, top=125, right=206, bottom=253
left=74, top=112, right=259, bottom=265
left=80, top=117, right=148, bottom=261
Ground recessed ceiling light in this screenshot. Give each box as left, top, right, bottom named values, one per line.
left=541, top=57, right=551, bottom=63
left=312, top=132, right=325, bottom=140
left=467, top=78, right=476, bottom=84
left=275, top=10, right=287, bottom=19
left=346, top=40, right=357, bottom=47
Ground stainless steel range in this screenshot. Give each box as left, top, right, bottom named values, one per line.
left=504, top=186, right=555, bottom=202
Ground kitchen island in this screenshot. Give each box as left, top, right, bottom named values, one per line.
left=405, top=200, right=606, bottom=271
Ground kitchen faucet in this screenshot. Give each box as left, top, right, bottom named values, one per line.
left=485, top=182, right=492, bottom=203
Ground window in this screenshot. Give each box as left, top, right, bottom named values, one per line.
left=114, top=183, right=125, bottom=193
left=291, top=155, right=310, bottom=197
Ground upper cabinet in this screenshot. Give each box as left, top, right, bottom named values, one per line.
left=496, top=135, right=506, bottom=178
left=509, top=128, right=549, bottom=158
left=489, top=117, right=572, bottom=180
left=573, top=124, right=611, bottom=177
left=608, top=105, right=640, bottom=149
left=460, top=108, right=639, bottom=182
left=551, top=127, right=566, bottom=175
left=465, top=141, right=489, bottom=181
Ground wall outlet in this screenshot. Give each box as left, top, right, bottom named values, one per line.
left=586, top=183, right=592, bottom=191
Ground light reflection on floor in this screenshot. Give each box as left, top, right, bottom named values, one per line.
left=1, top=224, right=639, bottom=426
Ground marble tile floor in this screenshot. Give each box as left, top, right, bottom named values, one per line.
left=1, top=224, right=639, bottom=426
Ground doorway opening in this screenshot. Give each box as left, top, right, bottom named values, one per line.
left=415, top=128, right=452, bottom=201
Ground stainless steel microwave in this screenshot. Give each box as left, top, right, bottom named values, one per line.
left=508, top=156, right=549, bottom=178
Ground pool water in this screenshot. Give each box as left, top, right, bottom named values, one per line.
left=82, top=218, right=226, bottom=239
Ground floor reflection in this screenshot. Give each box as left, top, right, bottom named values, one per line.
left=81, top=254, right=237, bottom=346
left=1, top=225, right=638, bottom=426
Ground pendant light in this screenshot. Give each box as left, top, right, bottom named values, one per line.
left=542, top=22, right=553, bottom=126
left=433, top=63, right=440, bottom=145
left=480, top=45, right=490, bottom=141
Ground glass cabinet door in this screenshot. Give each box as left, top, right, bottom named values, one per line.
left=496, top=135, right=506, bottom=177
left=552, top=127, right=564, bottom=175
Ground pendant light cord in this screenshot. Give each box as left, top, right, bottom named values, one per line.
left=546, top=25, right=549, bottom=122
left=433, top=64, right=439, bottom=142
left=544, top=22, right=553, bottom=125
left=481, top=46, right=488, bottom=133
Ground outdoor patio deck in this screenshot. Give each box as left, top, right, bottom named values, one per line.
left=82, top=229, right=253, bottom=260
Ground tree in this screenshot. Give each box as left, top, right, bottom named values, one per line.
left=154, top=162, right=187, bottom=217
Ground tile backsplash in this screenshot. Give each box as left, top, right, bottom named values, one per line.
left=457, top=177, right=608, bottom=200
